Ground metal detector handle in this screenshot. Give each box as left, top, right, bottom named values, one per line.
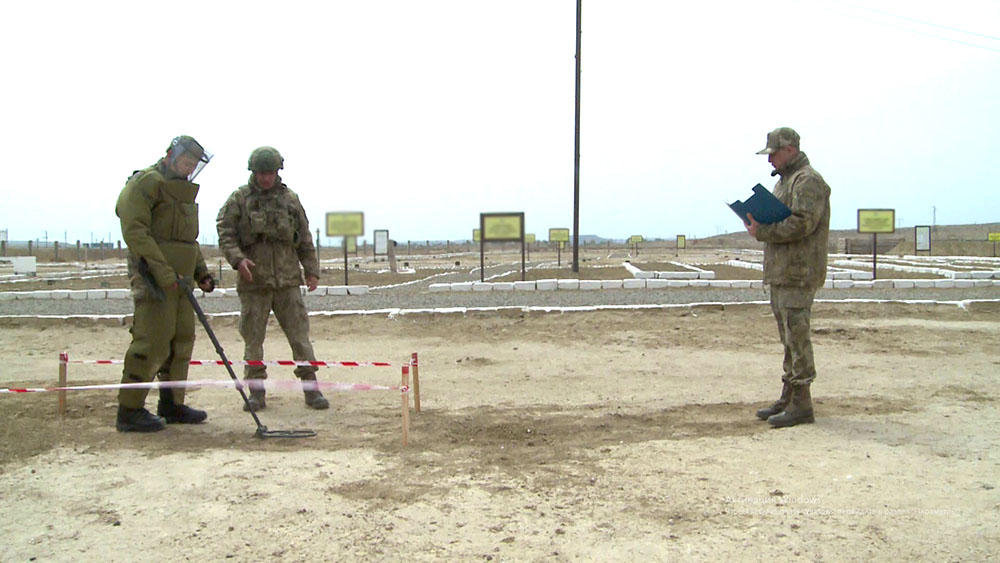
left=179, top=279, right=269, bottom=432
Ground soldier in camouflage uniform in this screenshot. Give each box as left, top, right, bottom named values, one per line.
left=216, top=146, right=328, bottom=412
left=115, top=135, right=217, bottom=432
left=745, top=127, right=830, bottom=428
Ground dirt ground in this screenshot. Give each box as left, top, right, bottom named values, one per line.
left=1, top=301, right=999, bottom=561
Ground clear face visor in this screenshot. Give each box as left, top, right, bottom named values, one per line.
left=168, top=142, right=213, bottom=182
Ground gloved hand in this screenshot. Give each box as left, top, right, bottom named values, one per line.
left=198, top=274, right=216, bottom=293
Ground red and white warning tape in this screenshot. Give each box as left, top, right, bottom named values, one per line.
left=65, top=359, right=393, bottom=368
left=1, top=380, right=408, bottom=394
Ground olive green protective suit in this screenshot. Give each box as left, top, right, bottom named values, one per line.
left=116, top=161, right=208, bottom=408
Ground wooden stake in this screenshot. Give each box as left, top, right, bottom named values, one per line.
left=58, top=352, right=68, bottom=418
left=401, top=365, right=410, bottom=446
left=411, top=352, right=421, bottom=413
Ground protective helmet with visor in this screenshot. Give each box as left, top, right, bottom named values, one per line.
left=167, top=135, right=213, bottom=181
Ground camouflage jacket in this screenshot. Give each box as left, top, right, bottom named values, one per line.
left=216, top=176, right=319, bottom=290
left=116, top=161, right=208, bottom=290
left=755, top=152, right=831, bottom=290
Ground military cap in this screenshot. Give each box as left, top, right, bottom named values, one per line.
left=756, top=127, right=800, bottom=155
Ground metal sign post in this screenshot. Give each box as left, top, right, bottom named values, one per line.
left=988, top=232, right=1000, bottom=257
left=480, top=213, right=525, bottom=282
left=549, top=228, right=570, bottom=267
left=857, top=209, right=895, bottom=280
left=326, top=212, right=364, bottom=286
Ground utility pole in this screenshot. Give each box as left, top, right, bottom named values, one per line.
left=572, top=0, right=582, bottom=273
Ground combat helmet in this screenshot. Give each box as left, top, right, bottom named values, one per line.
left=248, top=146, right=284, bottom=172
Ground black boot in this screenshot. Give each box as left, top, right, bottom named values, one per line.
left=767, top=385, right=815, bottom=428
left=157, top=388, right=208, bottom=424
left=756, top=381, right=792, bottom=420
left=116, top=405, right=166, bottom=432
left=301, top=376, right=329, bottom=410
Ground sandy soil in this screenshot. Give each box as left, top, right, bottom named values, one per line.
left=1, top=301, right=999, bottom=561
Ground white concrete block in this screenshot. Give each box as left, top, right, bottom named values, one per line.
left=973, top=280, right=992, bottom=288
left=892, top=280, right=915, bottom=289
left=689, top=280, right=710, bottom=288
left=833, top=280, right=854, bottom=289
left=472, top=282, right=493, bottom=292
left=327, top=286, right=349, bottom=296
left=429, top=283, right=450, bottom=292
left=0, top=292, right=15, bottom=301
left=86, top=290, right=107, bottom=300
left=347, top=285, right=369, bottom=295
left=730, top=280, right=752, bottom=289
left=952, top=271, right=971, bottom=279
left=513, top=281, right=536, bottom=291
left=851, top=271, right=874, bottom=280
left=645, top=279, right=669, bottom=289
left=557, top=279, right=580, bottom=290
left=50, top=289, right=71, bottom=299
left=634, top=271, right=654, bottom=279
left=852, top=281, right=874, bottom=289
left=67, top=290, right=88, bottom=300
left=622, top=262, right=642, bottom=276
left=953, top=279, right=974, bottom=289
left=832, top=271, right=851, bottom=280
left=912, top=280, right=935, bottom=288
left=107, top=289, right=130, bottom=299
left=578, top=280, right=602, bottom=290
left=971, top=271, right=994, bottom=279
left=698, top=271, right=717, bottom=279
left=12, top=256, right=37, bottom=275
left=934, top=280, right=955, bottom=288
left=536, top=279, right=558, bottom=291
left=823, top=280, right=834, bottom=289
left=601, top=280, right=623, bottom=289
left=493, top=282, right=514, bottom=291
left=872, top=279, right=894, bottom=289
left=452, top=282, right=474, bottom=292
left=677, top=271, right=699, bottom=280
left=622, top=279, right=646, bottom=289
left=707, top=280, right=732, bottom=288
left=30, top=291, right=52, bottom=300
left=750, top=280, right=765, bottom=289
left=667, top=280, right=689, bottom=288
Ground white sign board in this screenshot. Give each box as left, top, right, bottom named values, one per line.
left=374, top=229, right=389, bottom=255
left=915, top=225, right=931, bottom=252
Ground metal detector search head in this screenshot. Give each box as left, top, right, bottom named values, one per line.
left=179, top=279, right=316, bottom=439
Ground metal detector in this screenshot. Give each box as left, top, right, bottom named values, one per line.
left=182, top=280, right=315, bottom=439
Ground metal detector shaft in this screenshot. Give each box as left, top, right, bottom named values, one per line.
left=181, top=281, right=315, bottom=439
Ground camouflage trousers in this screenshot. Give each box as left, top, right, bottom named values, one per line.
left=769, top=285, right=817, bottom=387
left=238, top=286, right=318, bottom=382
left=119, top=285, right=195, bottom=408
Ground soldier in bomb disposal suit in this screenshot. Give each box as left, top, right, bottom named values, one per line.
left=216, top=146, right=328, bottom=412
left=745, top=127, right=831, bottom=428
left=116, top=135, right=217, bottom=432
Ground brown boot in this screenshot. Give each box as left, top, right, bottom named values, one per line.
left=767, top=384, right=814, bottom=428
left=756, top=381, right=792, bottom=420
left=243, top=380, right=267, bottom=412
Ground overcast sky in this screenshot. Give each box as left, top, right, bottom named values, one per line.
left=2, top=0, right=998, bottom=246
